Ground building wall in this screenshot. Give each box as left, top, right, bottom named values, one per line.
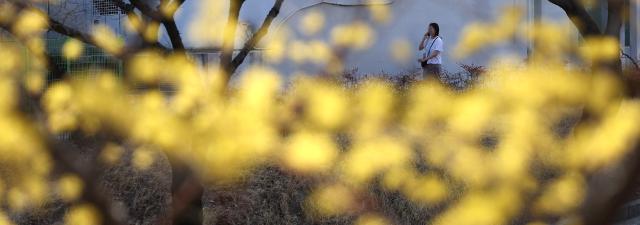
left=172, top=0, right=584, bottom=77
left=44, top=0, right=636, bottom=77
left=257, top=0, right=580, bottom=77
left=170, top=0, right=522, bottom=76
left=631, top=0, right=640, bottom=61
left=45, top=0, right=139, bottom=42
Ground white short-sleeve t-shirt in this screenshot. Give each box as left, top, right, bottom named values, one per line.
left=421, top=36, right=443, bottom=65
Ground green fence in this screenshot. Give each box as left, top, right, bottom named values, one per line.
left=46, top=38, right=123, bottom=82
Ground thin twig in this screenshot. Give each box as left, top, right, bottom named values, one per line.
left=621, top=49, right=640, bottom=70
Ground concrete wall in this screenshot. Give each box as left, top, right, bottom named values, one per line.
left=170, top=0, right=586, bottom=77
left=44, top=0, right=637, bottom=77
left=255, top=0, right=582, bottom=77
left=631, top=0, right=640, bottom=61
left=264, top=0, right=529, bottom=77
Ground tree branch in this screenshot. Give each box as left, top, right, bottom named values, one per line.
left=163, top=19, right=184, bottom=50
left=228, top=0, right=284, bottom=76
left=219, top=0, right=246, bottom=81
left=547, top=0, right=602, bottom=37
left=0, top=27, right=66, bottom=84
left=622, top=49, right=640, bottom=70
left=582, top=147, right=640, bottom=225
left=109, top=0, right=167, bottom=49
left=13, top=82, right=127, bottom=225
left=129, top=0, right=165, bottom=21
left=124, top=0, right=185, bottom=50
left=605, top=0, right=625, bottom=37
left=111, top=0, right=184, bottom=50
left=7, top=1, right=98, bottom=46
left=163, top=0, right=187, bottom=50
left=109, top=0, right=136, bottom=13
left=46, top=134, right=127, bottom=225
left=46, top=7, right=158, bottom=60
left=48, top=18, right=98, bottom=48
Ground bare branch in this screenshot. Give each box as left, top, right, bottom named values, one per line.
left=109, top=0, right=166, bottom=49
left=48, top=18, right=97, bottom=48
left=547, top=0, right=602, bottom=37
left=46, top=134, right=127, bottom=225
left=605, top=0, right=625, bottom=37
left=581, top=147, right=640, bottom=225
left=8, top=0, right=99, bottom=48
left=48, top=10, right=163, bottom=59
left=109, top=0, right=136, bottom=13
left=122, top=0, right=185, bottom=50
left=219, top=0, right=246, bottom=81
left=130, top=0, right=165, bottom=21
left=13, top=83, right=128, bottom=225
left=229, top=0, right=285, bottom=76
left=164, top=0, right=187, bottom=50
left=163, top=19, right=184, bottom=50
left=622, top=50, right=640, bottom=70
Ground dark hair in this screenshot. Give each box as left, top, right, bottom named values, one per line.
left=429, top=23, right=440, bottom=37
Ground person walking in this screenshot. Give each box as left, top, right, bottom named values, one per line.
left=418, top=23, right=443, bottom=79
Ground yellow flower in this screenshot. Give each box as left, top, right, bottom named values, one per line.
left=368, top=3, right=392, bottom=24
left=282, top=131, right=338, bottom=174
left=93, top=25, right=124, bottom=54
left=238, top=66, right=282, bottom=112
left=308, top=184, right=354, bottom=216
left=125, top=13, right=143, bottom=33
left=143, top=22, right=160, bottom=42
left=403, top=174, right=448, bottom=204
left=62, top=38, right=84, bottom=60
left=381, top=167, right=413, bottom=191
left=534, top=174, right=585, bottom=215
left=342, top=137, right=411, bottom=184
left=12, top=9, right=48, bottom=37
left=454, top=7, right=522, bottom=58
left=390, top=39, right=412, bottom=63
left=0, top=212, right=14, bottom=225
left=299, top=10, right=325, bottom=35
left=24, top=72, right=44, bottom=95
left=65, top=204, right=101, bottom=225
left=128, top=51, right=164, bottom=83
left=57, top=175, right=84, bottom=202
left=7, top=188, right=27, bottom=211
left=331, top=22, right=375, bottom=50
left=579, top=37, right=620, bottom=63
left=132, top=147, right=155, bottom=170
left=355, top=214, right=389, bottom=225
left=160, top=0, right=180, bottom=17
left=434, top=192, right=510, bottom=225
left=100, top=143, right=124, bottom=166
left=449, top=93, right=496, bottom=138
left=301, top=80, right=349, bottom=130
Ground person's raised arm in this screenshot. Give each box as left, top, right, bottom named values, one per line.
left=418, top=32, right=428, bottom=50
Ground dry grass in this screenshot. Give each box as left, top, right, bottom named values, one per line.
left=8, top=142, right=172, bottom=225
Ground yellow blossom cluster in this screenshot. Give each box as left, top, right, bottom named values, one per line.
left=32, top=55, right=639, bottom=225
left=0, top=2, right=638, bottom=225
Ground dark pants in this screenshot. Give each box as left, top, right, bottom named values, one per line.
left=421, top=63, right=442, bottom=79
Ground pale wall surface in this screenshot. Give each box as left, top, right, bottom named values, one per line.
left=43, top=0, right=637, bottom=77
left=169, top=0, right=583, bottom=77
left=265, top=0, right=529, bottom=76
left=259, top=0, right=580, bottom=76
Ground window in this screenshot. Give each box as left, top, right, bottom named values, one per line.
left=93, top=0, right=123, bottom=16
